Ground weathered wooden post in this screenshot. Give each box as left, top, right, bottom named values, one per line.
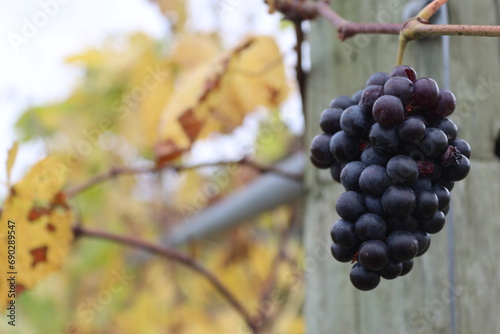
left=304, top=0, right=500, bottom=333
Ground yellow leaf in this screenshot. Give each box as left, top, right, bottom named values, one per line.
left=156, top=35, right=289, bottom=164
left=153, top=0, right=186, bottom=31
left=171, top=34, right=220, bottom=69
left=6, top=141, right=18, bottom=186
left=0, top=156, right=73, bottom=310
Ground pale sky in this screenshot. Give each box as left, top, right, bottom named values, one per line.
left=0, top=0, right=302, bottom=195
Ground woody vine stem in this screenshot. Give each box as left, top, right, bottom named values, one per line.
left=271, top=0, right=500, bottom=66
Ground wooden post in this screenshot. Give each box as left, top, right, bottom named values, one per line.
left=304, top=1, right=500, bottom=333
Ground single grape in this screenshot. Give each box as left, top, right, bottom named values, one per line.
left=383, top=76, right=414, bottom=106
left=428, top=89, right=456, bottom=119
left=364, top=195, right=386, bottom=218
left=358, top=240, right=390, bottom=271
left=413, top=77, right=439, bottom=107
left=386, top=155, right=419, bottom=186
left=331, top=243, right=358, bottom=263
left=413, top=230, right=431, bottom=256
left=359, top=165, right=392, bottom=196
left=434, top=178, right=455, bottom=192
left=411, top=177, right=432, bottom=191
left=400, top=260, right=414, bottom=276
left=397, top=116, right=426, bottom=143
left=330, top=131, right=359, bottom=162
left=330, top=95, right=357, bottom=110
left=419, top=211, right=446, bottom=234
left=413, top=190, right=439, bottom=219
left=431, top=184, right=451, bottom=210
left=331, top=219, right=360, bottom=248
left=311, top=134, right=335, bottom=165
left=330, top=161, right=343, bottom=182
left=369, top=123, right=401, bottom=156
left=382, top=186, right=416, bottom=219
left=390, top=65, right=417, bottom=82
left=419, top=127, right=449, bottom=159
left=380, top=261, right=403, bottom=280
left=336, top=191, right=366, bottom=221
left=352, top=89, right=364, bottom=103
left=443, top=155, right=470, bottom=181
left=320, top=107, right=343, bottom=134
left=340, top=105, right=372, bottom=139
left=359, top=85, right=384, bottom=112
left=310, top=154, right=332, bottom=169
left=452, top=138, right=471, bottom=159
left=340, top=161, right=366, bottom=191
left=435, top=118, right=458, bottom=142
left=366, top=72, right=390, bottom=86
left=372, top=95, right=405, bottom=127
left=355, top=213, right=387, bottom=241
left=360, top=144, right=391, bottom=166
left=350, top=263, right=381, bottom=291
left=386, top=230, right=419, bottom=262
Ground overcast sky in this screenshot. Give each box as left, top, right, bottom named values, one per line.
left=0, top=0, right=301, bottom=194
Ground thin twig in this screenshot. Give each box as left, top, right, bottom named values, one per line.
left=73, top=225, right=258, bottom=333
left=66, top=158, right=302, bottom=198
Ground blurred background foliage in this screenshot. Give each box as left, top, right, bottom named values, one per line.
left=0, top=0, right=305, bottom=333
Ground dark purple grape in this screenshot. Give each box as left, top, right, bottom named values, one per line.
left=383, top=76, right=414, bottom=106
left=359, top=85, right=384, bottom=112
left=413, top=77, right=439, bottom=107
left=419, top=211, right=446, bottom=234
left=390, top=65, right=417, bottom=82
left=352, top=89, right=364, bottom=103
left=330, top=95, right=357, bottom=110
left=426, top=161, right=443, bottom=181
left=428, top=89, right=456, bottom=119
left=355, top=213, right=387, bottom=241
left=386, top=155, right=419, bottom=186
left=443, top=155, right=470, bottom=181
left=434, top=178, right=455, bottom=191
left=319, top=107, right=343, bottom=134
left=387, top=216, right=418, bottom=232
left=358, top=240, right=389, bottom=271
left=386, top=230, right=419, bottom=261
left=330, top=243, right=357, bottom=263
left=358, top=165, right=391, bottom=196
left=369, top=123, right=401, bottom=156
left=340, top=161, right=366, bottom=191
left=364, top=195, right=386, bottom=218
left=330, top=131, right=359, bottom=162
left=411, top=177, right=432, bottom=191
left=419, top=128, right=449, bottom=158
left=431, top=184, right=451, bottom=210
left=452, top=139, right=471, bottom=159
left=382, top=186, right=416, bottom=218
left=331, top=219, right=359, bottom=248
left=413, top=230, right=431, bottom=256
left=380, top=261, right=403, bottom=279
left=330, top=161, right=342, bottom=182
left=360, top=144, right=391, bottom=166
left=366, top=72, right=390, bottom=86
left=335, top=191, right=366, bottom=221
left=311, top=134, right=335, bottom=165
left=340, top=105, right=372, bottom=139
left=442, top=205, right=450, bottom=216
left=435, top=118, right=458, bottom=142
left=400, top=260, right=414, bottom=276
left=372, top=95, right=405, bottom=127
left=350, top=263, right=381, bottom=291
left=413, top=190, right=439, bottom=219
left=397, top=116, right=426, bottom=143
left=310, top=154, right=332, bottom=169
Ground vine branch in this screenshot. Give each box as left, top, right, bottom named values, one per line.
left=272, top=0, right=500, bottom=42
left=73, top=225, right=259, bottom=333
left=66, top=158, right=302, bottom=198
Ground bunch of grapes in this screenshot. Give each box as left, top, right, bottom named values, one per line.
left=310, top=65, right=471, bottom=291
